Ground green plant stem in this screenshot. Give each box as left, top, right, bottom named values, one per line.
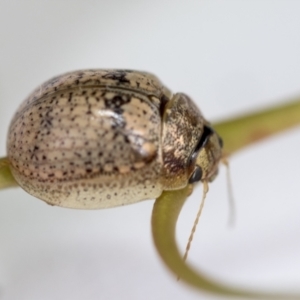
left=213, top=97, right=300, bottom=155
left=0, top=157, right=18, bottom=189
left=152, top=187, right=300, bottom=299
left=152, top=98, right=300, bottom=298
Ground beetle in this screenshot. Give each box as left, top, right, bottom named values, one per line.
left=7, top=69, right=223, bottom=209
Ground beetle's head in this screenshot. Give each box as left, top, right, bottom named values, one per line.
left=188, top=124, right=223, bottom=185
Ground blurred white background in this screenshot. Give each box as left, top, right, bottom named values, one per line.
left=1, top=1, right=300, bottom=299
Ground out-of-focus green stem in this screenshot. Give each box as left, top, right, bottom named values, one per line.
left=152, top=98, right=300, bottom=298
left=0, top=157, right=18, bottom=189
left=152, top=187, right=300, bottom=299
left=213, top=97, right=300, bottom=155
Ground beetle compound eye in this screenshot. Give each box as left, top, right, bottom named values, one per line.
left=198, top=125, right=213, bottom=150
left=190, top=125, right=213, bottom=163
left=188, top=165, right=203, bottom=184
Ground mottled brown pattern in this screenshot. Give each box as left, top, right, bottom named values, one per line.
left=161, top=93, right=205, bottom=189
left=7, top=69, right=223, bottom=209
left=12, top=69, right=172, bottom=122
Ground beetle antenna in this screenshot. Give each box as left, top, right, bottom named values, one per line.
left=177, top=181, right=209, bottom=280
left=222, top=157, right=235, bottom=227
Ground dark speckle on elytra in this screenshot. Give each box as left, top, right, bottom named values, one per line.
left=103, top=71, right=130, bottom=84
left=68, top=92, right=73, bottom=102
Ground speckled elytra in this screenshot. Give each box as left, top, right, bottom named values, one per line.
left=7, top=69, right=223, bottom=209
